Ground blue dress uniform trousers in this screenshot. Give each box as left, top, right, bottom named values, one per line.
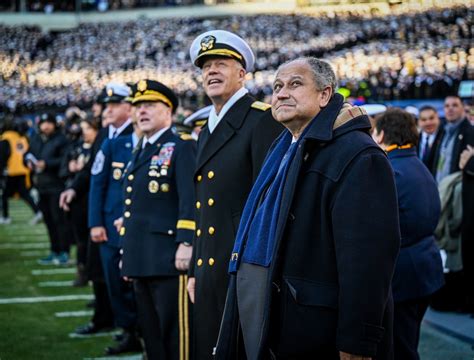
left=121, top=128, right=196, bottom=360
left=89, top=134, right=137, bottom=329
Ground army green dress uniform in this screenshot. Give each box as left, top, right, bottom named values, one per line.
left=189, top=30, right=284, bottom=359
left=120, top=80, right=196, bottom=360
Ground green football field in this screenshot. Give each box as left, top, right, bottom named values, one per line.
left=1, top=199, right=472, bottom=360
left=0, top=199, right=138, bottom=360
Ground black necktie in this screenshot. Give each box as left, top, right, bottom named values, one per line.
left=139, top=141, right=153, bottom=159
left=422, top=136, right=430, bottom=162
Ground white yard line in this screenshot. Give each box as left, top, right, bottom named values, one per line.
left=20, top=250, right=48, bottom=257
left=69, top=330, right=121, bottom=339
left=38, top=281, right=74, bottom=287
left=55, top=310, right=93, bottom=318
left=0, top=294, right=93, bottom=305
left=32, top=268, right=76, bottom=275
left=83, top=355, right=142, bottom=360
left=0, top=243, right=49, bottom=249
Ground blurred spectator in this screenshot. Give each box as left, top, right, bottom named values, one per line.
left=0, top=5, right=472, bottom=113
left=417, top=105, right=444, bottom=171
left=431, top=95, right=474, bottom=313
left=59, top=116, right=101, bottom=286
left=0, top=117, right=42, bottom=225
left=372, top=108, right=444, bottom=360
left=25, top=114, right=70, bottom=265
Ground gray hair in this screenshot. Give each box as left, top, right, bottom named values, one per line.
left=279, top=57, right=338, bottom=92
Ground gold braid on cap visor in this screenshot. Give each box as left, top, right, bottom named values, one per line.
left=132, top=90, right=173, bottom=109
left=196, top=49, right=243, bottom=64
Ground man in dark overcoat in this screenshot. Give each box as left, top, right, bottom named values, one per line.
left=215, top=57, right=400, bottom=360
left=186, top=30, right=283, bottom=359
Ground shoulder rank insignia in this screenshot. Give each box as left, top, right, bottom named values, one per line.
left=180, top=134, right=193, bottom=141
left=251, top=101, right=271, bottom=111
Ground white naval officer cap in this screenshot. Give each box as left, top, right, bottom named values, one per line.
left=360, top=104, right=387, bottom=117
left=189, top=30, right=255, bottom=72
left=184, top=105, right=212, bottom=128
left=103, top=82, right=131, bottom=103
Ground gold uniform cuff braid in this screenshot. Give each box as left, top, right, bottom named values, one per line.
left=176, top=220, right=196, bottom=231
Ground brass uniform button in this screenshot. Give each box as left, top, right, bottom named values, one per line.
left=208, top=258, right=215, bottom=266
left=124, top=211, right=131, bottom=218
left=208, top=226, right=215, bottom=235
left=196, top=201, right=201, bottom=209
left=125, top=199, right=132, bottom=205
left=197, top=175, right=202, bottom=182
left=128, top=174, right=134, bottom=181
left=208, top=171, right=215, bottom=179
left=208, top=198, right=214, bottom=206
left=196, top=229, right=201, bottom=237
left=119, top=227, right=126, bottom=236
left=126, top=186, right=132, bottom=193
left=197, top=258, right=203, bottom=266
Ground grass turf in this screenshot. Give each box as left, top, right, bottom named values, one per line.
left=0, top=199, right=128, bottom=359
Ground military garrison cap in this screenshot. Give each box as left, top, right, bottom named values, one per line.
left=183, top=105, right=212, bottom=128
left=131, top=79, right=179, bottom=114
left=190, top=30, right=255, bottom=72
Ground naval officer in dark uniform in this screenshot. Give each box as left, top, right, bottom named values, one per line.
left=118, top=79, right=196, bottom=360
left=187, top=30, right=283, bottom=359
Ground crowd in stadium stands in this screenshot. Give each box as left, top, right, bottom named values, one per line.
left=0, top=5, right=472, bottom=114
left=0, top=0, right=199, bottom=12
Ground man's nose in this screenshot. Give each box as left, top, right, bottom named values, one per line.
left=276, top=86, right=290, bottom=99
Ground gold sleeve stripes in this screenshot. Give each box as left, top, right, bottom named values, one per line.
left=179, top=274, right=190, bottom=360
left=177, top=220, right=196, bottom=231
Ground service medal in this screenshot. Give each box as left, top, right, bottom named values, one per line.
left=148, top=180, right=159, bottom=193
left=161, top=183, right=170, bottom=193
left=113, top=168, right=122, bottom=180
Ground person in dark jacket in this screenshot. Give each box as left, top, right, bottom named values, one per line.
left=417, top=106, right=444, bottom=172
left=57, top=88, right=117, bottom=338
left=372, top=108, right=444, bottom=360
left=26, top=113, right=69, bottom=265
left=215, top=57, right=400, bottom=360
left=59, top=116, right=101, bottom=286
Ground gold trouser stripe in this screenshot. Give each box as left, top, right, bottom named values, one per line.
left=177, top=220, right=196, bottom=231
left=183, top=274, right=189, bottom=360
left=179, top=275, right=184, bottom=360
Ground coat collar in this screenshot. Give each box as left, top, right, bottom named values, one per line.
left=303, top=94, right=371, bottom=143
left=195, top=94, right=254, bottom=173
left=387, top=146, right=417, bottom=159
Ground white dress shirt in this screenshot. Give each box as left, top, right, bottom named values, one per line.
left=109, top=118, right=132, bottom=139
left=142, top=126, right=170, bottom=149
left=207, top=87, right=249, bottom=134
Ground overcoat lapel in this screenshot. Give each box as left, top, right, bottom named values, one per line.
left=129, top=129, right=174, bottom=174
left=195, top=95, right=253, bottom=174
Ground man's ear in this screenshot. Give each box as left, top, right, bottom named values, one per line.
left=373, top=129, right=385, bottom=145
left=319, top=86, right=333, bottom=108
left=238, top=67, right=246, bottom=82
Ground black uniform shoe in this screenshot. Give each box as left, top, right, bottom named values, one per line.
left=75, top=323, right=114, bottom=335
left=105, top=331, right=142, bottom=355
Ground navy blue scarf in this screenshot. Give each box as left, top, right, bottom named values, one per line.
left=229, top=130, right=301, bottom=273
